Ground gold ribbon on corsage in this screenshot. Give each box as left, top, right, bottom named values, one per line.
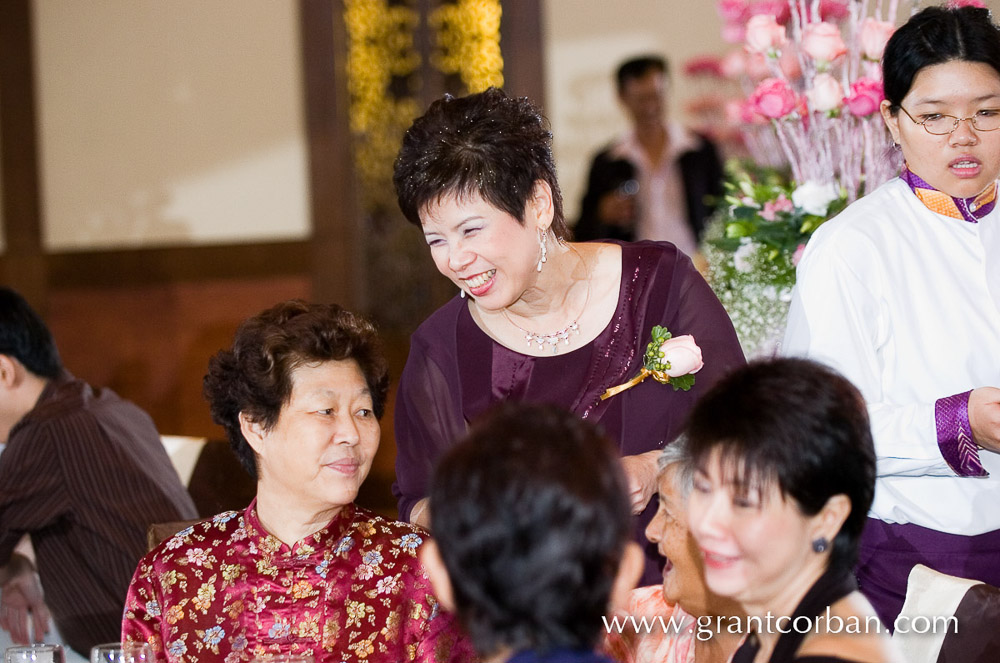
left=600, top=325, right=703, bottom=401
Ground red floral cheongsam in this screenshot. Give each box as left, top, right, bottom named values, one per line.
left=122, top=501, right=474, bottom=663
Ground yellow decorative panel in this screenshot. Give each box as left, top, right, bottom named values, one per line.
left=431, top=0, right=504, bottom=93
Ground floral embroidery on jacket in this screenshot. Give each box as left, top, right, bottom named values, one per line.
left=122, top=501, right=472, bottom=663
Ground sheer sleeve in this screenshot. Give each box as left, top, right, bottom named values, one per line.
left=392, top=333, right=467, bottom=522
left=667, top=250, right=746, bottom=391
left=783, top=230, right=952, bottom=478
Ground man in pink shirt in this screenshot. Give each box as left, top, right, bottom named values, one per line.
left=576, top=55, right=723, bottom=257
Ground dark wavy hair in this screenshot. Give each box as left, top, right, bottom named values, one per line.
left=0, top=287, right=63, bottom=379
left=393, top=87, right=569, bottom=240
left=883, top=6, right=1000, bottom=113
left=684, top=358, right=875, bottom=572
left=203, top=300, right=388, bottom=480
left=428, top=403, right=631, bottom=656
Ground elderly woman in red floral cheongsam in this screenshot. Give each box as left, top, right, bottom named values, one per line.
left=121, top=301, right=473, bottom=663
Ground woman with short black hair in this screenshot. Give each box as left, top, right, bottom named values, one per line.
left=686, top=358, right=897, bottom=663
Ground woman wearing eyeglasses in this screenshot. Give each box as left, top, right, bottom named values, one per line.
left=783, top=5, right=1000, bottom=631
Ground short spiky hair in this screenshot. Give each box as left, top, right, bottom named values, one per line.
left=203, top=300, right=388, bottom=480
left=393, top=87, right=569, bottom=240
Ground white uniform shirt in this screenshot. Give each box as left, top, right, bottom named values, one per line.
left=783, top=177, right=1000, bottom=535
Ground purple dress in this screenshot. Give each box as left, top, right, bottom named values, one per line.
left=393, top=241, right=745, bottom=583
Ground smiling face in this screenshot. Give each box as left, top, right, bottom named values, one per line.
left=420, top=187, right=549, bottom=310
left=644, top=466, right=710, bottom=615
left=882, top=60, right=1000, bottom=199
left=685, top=449, right=824, bottom=610
left=245, top=359, right=380, bottom=518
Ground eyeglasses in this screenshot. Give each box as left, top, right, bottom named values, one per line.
left=898, top=106, right=1000, bottom=135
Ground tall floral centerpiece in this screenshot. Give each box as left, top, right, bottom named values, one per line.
left=704, top=0, right=918, bottom=356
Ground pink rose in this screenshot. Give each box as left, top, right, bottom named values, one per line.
left=801, top=22, right=847, bottom=65
left=749, top=77, right=800, bottom=119
left=761, top=194, right=794, bottom=220
left=792, top=243, right=807, bottom=266
left=859, top=18, right=895, bottom=61
left=717, top=0, right=750, bottom=23
left=819, top=0, right=850, bottom=21
left=748, top=0, right=791, bottom=25
left=745, top=15, right=787, bottom=55
left=659, top=335, right=704, bottom=377
left=947, top=0, right=986, bottom=8
left=844, top=77, right=884, bottom=117
left=806, top=73, right=844, bottom=113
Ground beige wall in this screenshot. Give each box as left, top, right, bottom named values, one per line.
left=543, top=0, right=730, bottom=222
left=32, top=0, right=308, bottom=251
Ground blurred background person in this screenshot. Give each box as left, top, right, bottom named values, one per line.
left=392, top=87, right=744, bottom=585
left=575, top=55, right=724, bottom=257
left=419, top=402, right=643, bottom=663
left=686, top=359, right=898, bottom=663
left=123, top=301, right=472, bottom=662
left=783, top=5, right=1000, bottom=628
left=0, top=287, right=196, bottom=657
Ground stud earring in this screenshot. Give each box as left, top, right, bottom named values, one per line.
left=537, top=229, right=548, bottom=272
left=811, top=537, right=829, bottom=554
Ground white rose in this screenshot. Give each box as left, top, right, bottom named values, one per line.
left=792, top=181, right=840, bottom=216
left=806, top=73, right=843, bottom=113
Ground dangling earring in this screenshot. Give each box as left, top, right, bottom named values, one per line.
left=537, top=229, right=548, bottom=272
left=811, top=537, right=829, bottom=553
left=460, top=289, right=466, bottom=299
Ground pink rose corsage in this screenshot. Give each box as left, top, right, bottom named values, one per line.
left=600, top=326, right=704, bottom=400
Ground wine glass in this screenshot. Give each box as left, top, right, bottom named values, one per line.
left=119, top=644, right=151, bottom=663
left=4, top=645, right=65, bottom=663
left=89, top=643, right=123, bottom=663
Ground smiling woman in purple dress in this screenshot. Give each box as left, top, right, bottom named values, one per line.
left=391, top=87, right=745, bottom=584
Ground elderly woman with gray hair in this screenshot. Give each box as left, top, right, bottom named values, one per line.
left=606, top=440, right=744, bottom=663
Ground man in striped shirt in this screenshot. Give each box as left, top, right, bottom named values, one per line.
left=0, top=288, right=197, bottom=655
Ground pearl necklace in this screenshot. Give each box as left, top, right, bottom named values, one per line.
left=501, top=248, right=591, bottom=355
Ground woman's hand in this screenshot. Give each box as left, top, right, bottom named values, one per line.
left=620, top=451, right=661, bottom=514
left=0, top=555, right=49, bottom=645
left=970, top=387, right=1000, bottom=453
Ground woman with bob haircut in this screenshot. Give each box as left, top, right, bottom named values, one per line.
left=122, top=301, right=473, bottom=663
left=392, top=87, right=745, bottom=584
left=419, top=402, right=644, bottom=663
left=784, top=5, right=1000, bottom=627
left=685, top=358, right=899, bottom=663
